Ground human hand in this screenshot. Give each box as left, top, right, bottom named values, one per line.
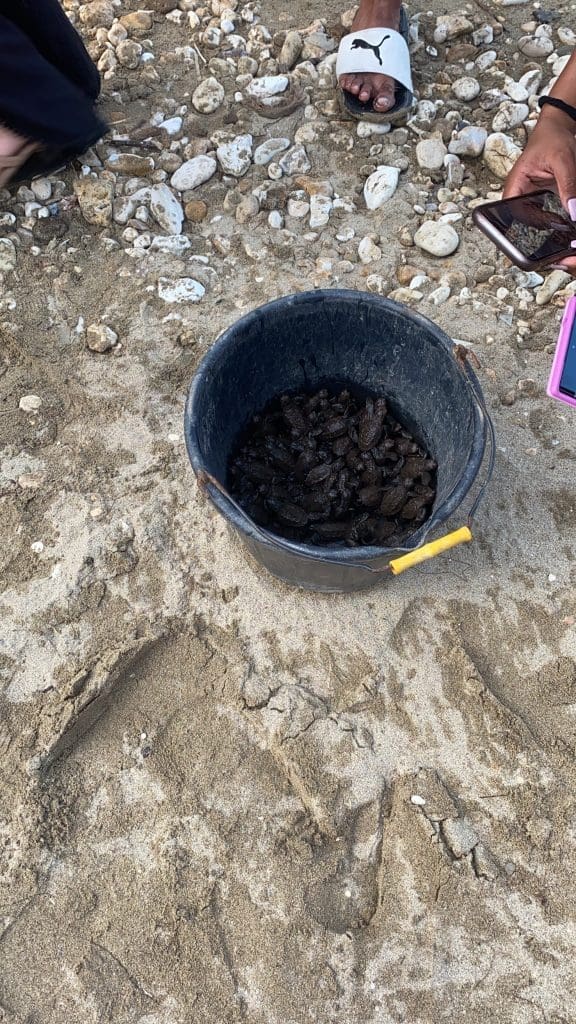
left=503, top=107, right=576, bottom=274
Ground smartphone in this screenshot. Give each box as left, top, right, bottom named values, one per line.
left=548, top=295, right=576, bottom=409
left=473, top=189, right=576, bottom=271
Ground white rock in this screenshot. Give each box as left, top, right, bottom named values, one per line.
left=245, top=75, right=289, bottom=98
left=158, top=278, right=205, bottom=303
left=519, top=35, right=554, bottom=58
left=558, top=26, right=576, bottom=46
left=86, top=323, right=118, bottom=352
left=279, top=30, right=303, bottom=70
left=452, top=77, right=481, bottom=102
left=483, top=132, right=522, bottom=178
left=504, top=80, right=528, bottom=103
left=279, top=145, right=311, bottom=175
left=254, top=138, right=291, bottom=165
left=442, top=818, right=478, bottom=857
left=192, top=77, right=225, bottom=114
left=287, top=198, right=309, bottom=218
left=150, top=235, right=192, bottom=255
left=0, top=238, right=17, bottom=273
left=31, top=178, right=52, bottom=202
left=358, top=237, right=382, bottom=263
left=416, top=136, right=447, bottom=171
left=519, top=68, right=542, bottom=96
left=414, top=220, right=460, bottom=257
left=472, top=25, right=493, bottom=45
left=216, top=134, right=253, bottom=176
left=170, top=155, right=217, bottom=191
left=434, top=14, right=473, bottom=43
left=309, top=194, right=333, bottom=228
left=448, top=125, right=487, bottom=157
left=268, top=211, right=284, bottom=228
left=150, top=184, right=184, bottom=235
left=19, top=394, right=42, bottom=412
left=475, top=50, right=497, bottom=72
left=553, top=54, right=571, bottom=78
left=428, top=285, right=451, bottom=305
left=410, top=794, right=426, bottom=806
left=357, top=121, right=392, bottom=137
left=160, top=116, right=183, bottom=136
left=364, top=165, right=399, bottom=210
left=535, top=270, right=571, bottom=306
left=492, top=101, right=529, bottom=131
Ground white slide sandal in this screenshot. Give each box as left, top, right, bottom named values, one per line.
left=336, top=6, right=414, bottom=124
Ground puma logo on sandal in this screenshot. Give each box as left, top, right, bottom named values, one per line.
left=350, top=34, right=390, bottom=66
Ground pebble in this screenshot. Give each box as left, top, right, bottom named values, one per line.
left=120, top=10, right=152, bottom=31
left=364, top=165, right=400, bottom=210
left=434, top=14, right=473, bottom=43
left=74, top=177, right=114, bottom=226
left=185, top=200, right=208, bottom=222
left=268, top=211, right=284, bottom=229
left=170, top=155, right=218, bottom=191
left=279, top=146, right=311, bottom=175
left=358, top=237, right=382, bottom=264
left=448, top=125, right=487, bottom=158
left=236, top=195, right=260, bottom=223
left=245, top=75, right=289, bottom=98
left=492, top=101, right=529, bottom=132
left=19, top=394, right=42, bottom=413
left=535, top=270, right=571, bottom=306
left=106, top=153, right=155, bottom=176
left=428, top=285, right=451, bottom=305
left=452, top=77, right=481, bottom=102
left=86, top=323, right=118, bottom=353
left=505, top=80, right=529, bottom=103
left=0, top=238, right=17, bottom=274
left=30, top=178, right=52, bottom=202
left=287, top=198, right=310, bottom=218
left=483, top=133, right=522, bottom=179
left=254, top=138, right=291, bottom=165
left=414, top=220, right=460, bottom=257
left=116, top=39, right=142, bottom=68
left=309, top=194, right=333, bottom=228
left=518, top=35, right=554, bottom=57
left=217, top=134, right=253, bottom=177
left=416, top=137, right=447, bottom=172
left=192, top=77, right=226, bottom=114
left=150, top=184, right=184, bottom=235
left=279, top=30, right=303, bottom=71
left=157, top=278, right=206, bottom=303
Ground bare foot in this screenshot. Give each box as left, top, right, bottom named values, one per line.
left=339, top=0, right=402, bottom=113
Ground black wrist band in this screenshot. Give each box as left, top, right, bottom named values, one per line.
left=538, top=95, right=576, bottom=122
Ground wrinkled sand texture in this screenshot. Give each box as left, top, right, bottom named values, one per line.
left=2, top=0, right=576, bottom=1021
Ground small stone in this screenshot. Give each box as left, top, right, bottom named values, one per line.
left=279, top=30, right=303, bottom=71
left=441, top=818, right=478, bottom=858
left=558, top=26, right=576, bottom=46
left=0, top=238, right=17, bottom=273
left=120, top=10, right=153, bottom=31
left=192, top=77, right=225, bottom=114
left=433, top=14, right=473, bottom=43
left=236, top=195, right=260, bottom=223
left=414, top=220, right=459, bottom=257
left=364, top=165, right=399, bottom=210
left=254, top=138, right=291, bottom=165
left=309, top=194, right=333, bottom=228
left=19, top=394, right=42, bottom=412
left=519, top=68, right=542, bottom=96
left=505, top=80, right=529, bottom=103
left=451, top=77, right=481, bottom=102
left=518, top=35, right=554, bottom=57
left=492, top=101, right=530, bottom=132
left=185, top=199, right=208, bottom=222
left=429, top=285, right=451, bottom=305
left=358, top=236, right=382, bottom=263
left=217, top=134, right=253, bottom=176
left=472, top=25, right=493, bottom=45
left=150, top=184, right=184, bottom=235
left=170, top=155, right=217, bottom=191
left=535, top=270, right=571, bottom=306
left=483, top=133, right=522, bottom=179
left=448, top=125, right=487, bottom=157
left=410, top=795, right=426, bottom=806
left=245, top=75, right=289, bottom=98
left=158, top=278, right=205, bottom=303
left=416, top=136, right=447, bottom=171
left=80, top=1, right=115, bottom=28
left=116, top=39, right=142, bottom=68
left=279, top=146, right=311, bottom=175
left=86, top=323, right=118, bottom=353
left=30, top=178, right=52, bottom=202
left=268, top=210, right=284, bottom=228
left=74, top=178, right=114, bottom=226
left=105, top=152, right=155, bottom=175
left=287, top=198, right=309, bottom=218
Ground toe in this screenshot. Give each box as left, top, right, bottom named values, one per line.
left=372, top=76, right=396, bottom=112
left=341, top=73, right=363, bottom=97
left=358, top=79, right=374, bottom=103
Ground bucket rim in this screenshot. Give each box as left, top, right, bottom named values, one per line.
left=184, top=289, right=488, bottom=564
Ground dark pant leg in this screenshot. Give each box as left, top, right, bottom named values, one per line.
left=0, top=13, right=106, bottom=151
left=0, top=0, right=101, bottom=100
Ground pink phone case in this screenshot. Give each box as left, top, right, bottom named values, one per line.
left=547, top=295, right=576, bottom=408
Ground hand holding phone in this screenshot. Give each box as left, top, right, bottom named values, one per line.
left=473, top=190, right=576, bottom=271
left=548, top=295, right=576, bottom=408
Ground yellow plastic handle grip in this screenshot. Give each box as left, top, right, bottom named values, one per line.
left=389, top=526, right=473, bottom=576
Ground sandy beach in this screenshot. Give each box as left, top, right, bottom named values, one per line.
left=1, top=1, right=576, bottom=1020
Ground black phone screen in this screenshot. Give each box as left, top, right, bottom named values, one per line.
left=484, top=191, right=576, bottom=261
left=560, top=319, right=576, bottom=397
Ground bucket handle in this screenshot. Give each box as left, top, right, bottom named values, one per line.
left=196, top=347, right=495, bottom=579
